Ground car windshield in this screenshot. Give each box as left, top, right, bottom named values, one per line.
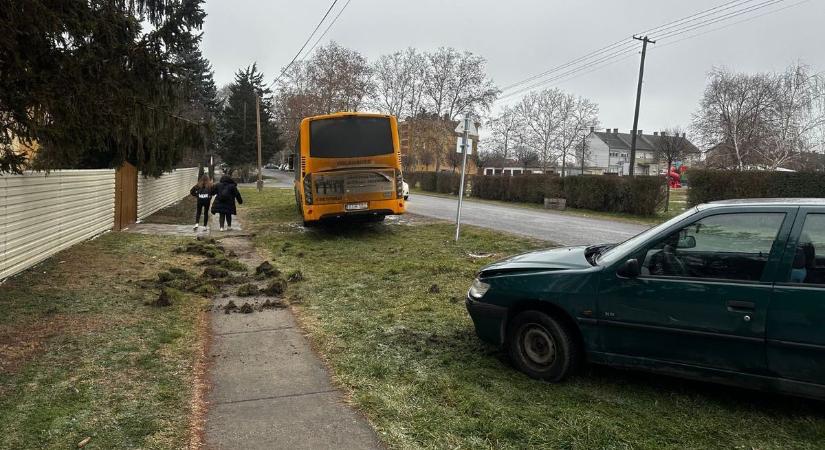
left=596, top=207, right=699, bottom=266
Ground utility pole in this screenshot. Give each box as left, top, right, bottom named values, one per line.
left=628, top=35, right=655, bottom=176
left=255, top=95, right=263, bottom=192
left=581, top=134, right=586, bottom=175
left=455, top=113, right=471, bottom=242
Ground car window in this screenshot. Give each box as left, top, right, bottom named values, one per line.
left=640, top=213, right=785, bottom=281
left=788, top=214, right=825, bottom=285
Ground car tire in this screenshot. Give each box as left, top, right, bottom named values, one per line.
left=507, top=310, right=580, bottom=382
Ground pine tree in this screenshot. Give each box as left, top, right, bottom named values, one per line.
left=0, top=0, right=209, bottom=176
left=217, top=64, right=282, bottom=178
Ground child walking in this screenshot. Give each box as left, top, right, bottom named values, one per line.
left=211, top=174, right=243, bottom=231
left=190, top=175, right=214, bottom=231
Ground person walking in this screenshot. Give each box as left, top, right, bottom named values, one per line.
left=211, top=174, right=243, bottom=231
left=190, top=175, right=214, bottom=231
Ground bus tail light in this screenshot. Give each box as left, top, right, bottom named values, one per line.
left=395, top=170, right=404, bottom=198
left=303, top=174, right=313, bottom=205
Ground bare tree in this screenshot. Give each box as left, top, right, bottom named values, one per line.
left=556, top=96, right=599, bottom=176
left=306, top=42, right=372, bottom=114
left=370, top=48, right=426, bottom=118
left=423, top=47, right=499, bottom=120
left=692, top=64, right=825, bottom=170
left=756, top=64, right=824, bottom=169
left=487, top=106, right=520, bottom=161
left=692, top=68, right=775, bottom=170
left=654, top=127, right=698, bottom=211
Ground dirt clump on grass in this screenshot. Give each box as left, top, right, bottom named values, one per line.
left=236, top=283, right=258, bottom=297
left=254, top=261, right=280, bottom=278
left=148, top=287, right=180, bottom=307
left=428, top=284, right=441, bottom=294
left=261, top=298, right=287, bottom=310
left=239, top=302, right=254, bottom=314
left=287, top=270, right=304, bottom=282
left=262, top=278, right=287, bottom=297
left=223, top=300, right=238, bottom=314
left=202, top=267, right=229, bottom=279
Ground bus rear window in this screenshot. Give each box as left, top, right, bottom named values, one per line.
left=309, top=116, right=393, bottom=158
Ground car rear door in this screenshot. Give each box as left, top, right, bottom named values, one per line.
left=597, top=206, right=795, bottom=374
left=767, top=207, right=825, bottom=385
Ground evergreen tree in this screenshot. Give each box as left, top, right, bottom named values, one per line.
left=217, top=64, right=282, bottom=178
left=0, top=0, right=209, bottom=175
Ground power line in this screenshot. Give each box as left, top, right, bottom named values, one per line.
left=301, top=0, right=353, bottom=61
left=267, top=0, right=339, bottom=89
left=654, top=0, right=810, bottom=50
left=496, top=0, right=802, bottom=101
left=499, top=0, right=760, bottom=94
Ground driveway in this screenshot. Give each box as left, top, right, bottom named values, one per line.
left=405, top=194, right=649, bottom=245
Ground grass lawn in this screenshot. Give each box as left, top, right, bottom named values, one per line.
left=0, top=232, right=209, bottom=449
left=244, top=187, right=825, bottom=449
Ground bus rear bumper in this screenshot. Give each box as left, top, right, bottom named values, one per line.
left=304, top=199, right=405, bottom=221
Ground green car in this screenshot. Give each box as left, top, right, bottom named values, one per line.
left=466, top=199, right=825, bottom=399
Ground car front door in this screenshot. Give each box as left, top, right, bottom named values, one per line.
left=768, top=208, right=825, bottom=386
left=597, top=208, right=794, bottom=374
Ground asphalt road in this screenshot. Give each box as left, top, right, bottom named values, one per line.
left=405, top=194, right=649, bottom=246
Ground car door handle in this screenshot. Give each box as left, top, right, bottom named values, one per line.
left=726, top=300, right=755, bottom=312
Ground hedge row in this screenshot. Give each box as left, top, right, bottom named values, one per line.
left=688, top=170, right=825, bottom=205
left=406, top=172, right=666, bottom=216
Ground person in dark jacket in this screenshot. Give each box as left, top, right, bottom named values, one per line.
left=211, top=174, right=243, bottom=231
left=190, top=175, right=214, bottom=231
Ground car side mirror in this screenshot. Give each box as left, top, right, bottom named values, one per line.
left=617, top=258, right=641, bottom=279
left=677, top=235, right=696, bottom=249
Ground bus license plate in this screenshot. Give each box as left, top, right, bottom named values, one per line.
left=345, top=202, right=368, bottom=211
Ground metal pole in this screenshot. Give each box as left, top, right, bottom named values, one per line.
left=629, top=35, right=654, bottom=176
left=455, top=113, right=470, bottom=242
left=255, top=95, right=263, bottom=192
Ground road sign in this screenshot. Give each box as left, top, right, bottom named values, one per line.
left=454, top=121, right=478, bottom=137
left=456, top=137, right=473, bottom=153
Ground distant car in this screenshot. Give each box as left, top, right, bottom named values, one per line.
left=466, top=199, right=825, bottom=400
left=402, top=181, right=409, bottom=200
left=264, top=163, right=276, bottom=169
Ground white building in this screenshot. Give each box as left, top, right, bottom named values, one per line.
left=585, top=128, right=698, bottom=176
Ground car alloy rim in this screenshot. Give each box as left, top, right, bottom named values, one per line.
left=520, top=324, right=556, bottom=367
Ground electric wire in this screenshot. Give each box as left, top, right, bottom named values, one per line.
left=496, top=0, right=802, bottom=102
left=267, top=0, right=339, bottom=89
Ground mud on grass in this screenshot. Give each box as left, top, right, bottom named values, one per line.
left=0, top=233, right=210, bottom=449
left=241, top=187, right=825, bottom=450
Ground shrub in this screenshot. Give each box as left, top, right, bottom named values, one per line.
left=688, top=170, right=825, bottom=206
left=471, top=174, right=665, bottom=216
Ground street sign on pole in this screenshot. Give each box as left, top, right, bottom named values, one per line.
left=454, top=113, right=473, bottom=242
left=456, top=137, right=473, bottom=153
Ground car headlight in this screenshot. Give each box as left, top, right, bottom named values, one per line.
left=468, top=278, right=490, bottom=299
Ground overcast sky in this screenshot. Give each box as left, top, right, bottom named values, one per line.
left=203, top=0, right=824, bottom=137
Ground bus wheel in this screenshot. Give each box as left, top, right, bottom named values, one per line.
left=302, top=220, right=317, bottom=228
left=366, top=215, right=386, bottom=223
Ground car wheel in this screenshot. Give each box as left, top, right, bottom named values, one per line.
left=507, top=310, right=580, bottom=382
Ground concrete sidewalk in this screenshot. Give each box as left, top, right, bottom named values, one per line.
left=203, top=236, right=381, bottom=450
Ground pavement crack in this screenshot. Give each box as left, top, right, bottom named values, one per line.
left=213, top=389, right=339, bottom=406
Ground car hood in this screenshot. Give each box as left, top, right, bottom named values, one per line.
left=479, top=246, right=593, bottom=277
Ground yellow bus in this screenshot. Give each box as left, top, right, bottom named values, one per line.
left=293, top=112, right=405, bottom=226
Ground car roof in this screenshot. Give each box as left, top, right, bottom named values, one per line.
left=699, top=198, right=825, bottom=210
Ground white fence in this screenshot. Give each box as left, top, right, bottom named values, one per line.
left=0, top=170, right=116, bottom=280
left=137, top=167, right=199, bottom=220
left=1, top=166, right=199, bottom=280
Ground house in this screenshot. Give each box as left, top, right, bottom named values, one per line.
left=585, top=128, right=699, bottom=175
left=398, top=116, right=480, bottom=174
left=479, top=156, right=554, bottom=176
